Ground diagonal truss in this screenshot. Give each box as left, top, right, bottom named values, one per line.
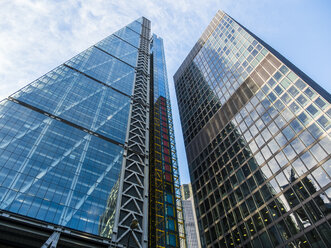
left=112, top=18, right=151, bottom=248
left=0, top=18, right=155, bottom=248
left=61, top=153, right=122, bottom=226
left=0, top=97, right=129, bottom=210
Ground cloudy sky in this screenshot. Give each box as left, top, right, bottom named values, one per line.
left=0, top=0, right=330, bottom=183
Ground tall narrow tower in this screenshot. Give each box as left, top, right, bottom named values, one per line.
left=175, top=10, right=331, bottom=248
left=0, top=17, right=185, bottom=248
left=149, top=35, right=186, bottom=248
left=180, top=184, right=201, bottom=248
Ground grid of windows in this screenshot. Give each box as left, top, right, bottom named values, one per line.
left=0, top=19, right=142, bottom=238
left=0, top=101, right=124, bottom=235
left=149, top=35, right=186, bottom=248
left=181, top=184, right=201, bottom=248
left=12, top=65, right=130, bottom=144
left=174, top=10, right=330, bottom=248
left=183, top=199, right=200, bottom=248
left=176, top=13, right=269, bottom=146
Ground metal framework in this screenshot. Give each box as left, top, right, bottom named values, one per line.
left=167, top=98, right=186, bottom=248
left=0, top=17, right=187, bottom=248
left=0, top=210, right=121, bottom=248
left=148, top=35, right=186, bottom=248
left=112, top=18, right=151, bottom=248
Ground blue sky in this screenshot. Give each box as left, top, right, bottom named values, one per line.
left=0, top=0, right=330, bottom=184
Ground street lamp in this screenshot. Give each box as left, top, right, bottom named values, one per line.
left=126, top=219, right=139, bottom=248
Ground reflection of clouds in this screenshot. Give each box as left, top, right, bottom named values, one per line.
left=0, top=0, right=223, bottom=184
left=88, top=205, right=102, bottom=216
left=2, top=1, right=328, bottom=186
left=98, top=179, right=119, bottom=238
left=278, top=194, right=290, bottom=212
left=0, top=0, right=219, bottom=101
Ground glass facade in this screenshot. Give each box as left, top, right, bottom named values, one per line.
left=0, top=17, right=186, bottom=248
left=174, top=10, right=331, bottom=248
left=181, top=184, right=201, bottom=248
left=149, top=35, right=186, bottom=248
left=0, top=18, right=139, bottom=239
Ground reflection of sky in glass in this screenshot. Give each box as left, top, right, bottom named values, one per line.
left=151, top=34, right=169, bottom=101
left=0, top=19, right=143, bottom=238
left=0, top=101, right=123, bottom=235
left=175, top=12, right=331, bottom=248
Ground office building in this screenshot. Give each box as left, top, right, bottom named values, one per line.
left=181, top=184, right=201, bottom=248
left=0, top=17, right=185, bottom=248
left=174, top=10, right=331, bottom=248
left=149, top=34, right=186, bottom=248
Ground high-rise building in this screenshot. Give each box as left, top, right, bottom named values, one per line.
left=180, top=184, right=201, bottom=248
left=149, top=34, right=186, bottom=248
left=0, top=17, right=185, bottom=248
left=174, top=10, right=331, bottom=248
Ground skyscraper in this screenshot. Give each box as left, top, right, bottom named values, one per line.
left=0, top=17, right=185, bottom=248
left=180, top=184, right=201, bottom=248
left=149, top=35, right=186, bottom=248
left=174, top=10, right=331, bottom=248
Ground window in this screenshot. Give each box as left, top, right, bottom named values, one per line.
left=310, top=143, right=327, bottom=162
left=295, top=79, right=306, bottom=90
left=274, top=71, right=282, bottom=81
left=164, top=163, right=171, bottom=172
left=164, top=155, right=170, bottom=163
left=298, top=112, right=311, bottom=126
left=162, top=133, right=168, bottom=140
left=306, top=229, right=325, bottom=248
left=314, top=97, right=326, bottom=109
left=165, top=173, right=172, bottom=182
left=312, top=167, right=329, bottom=188
left=297, top=94, right=308, bottom=107
left=163, top=140, right=169, bottom=147
left=268, top=78, right=276, bottom=88
left=167, top=219, right=175, bottom=231
left=288, top=86, right=299, bottom=97
left=280, top=65, right=288, bottom=74
left=166, top=193, right=173, bottom=204
left=280, top=78, right=290, bottom=89
left=267, top=92, right=277, bottom=102
left=317, top=115, right=330, bottom=130
left=292, top=158, right=307, bottom=176
left=304, top=88, right=316, bottom=99
left=282, top=126, right=295, bottom=141
left=260, top=231, right=273, bottom=247
left=281, top=93, right=291, bottom=104
left=274, top=100, right=285, bottom=111
left=274, top=85, right=283, bottom=95
left=287, top=72, right=298, bottom=82
left=290, top=118, right=303, bottom=133
left=299, top=130, right=314, bottom=147
left=167, top=234, right=177, bottom=246
left=268, top=226, right=282, bottom=246
left=306, top=104, right=319, bottom=117
left=166, top=205, right=174, bottom=217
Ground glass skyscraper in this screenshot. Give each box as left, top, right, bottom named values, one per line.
left=149, top=35, right=186, bottom=248
left=0, top=18, right=185, bottom=248
left=174, top=10, right=330, bottom=248
left=180, top=184, right=201, bottom=248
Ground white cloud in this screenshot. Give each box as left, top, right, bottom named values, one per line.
left=0, top=0, right=329, bottom=183
left=0, top=0, right=221, bottom=183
